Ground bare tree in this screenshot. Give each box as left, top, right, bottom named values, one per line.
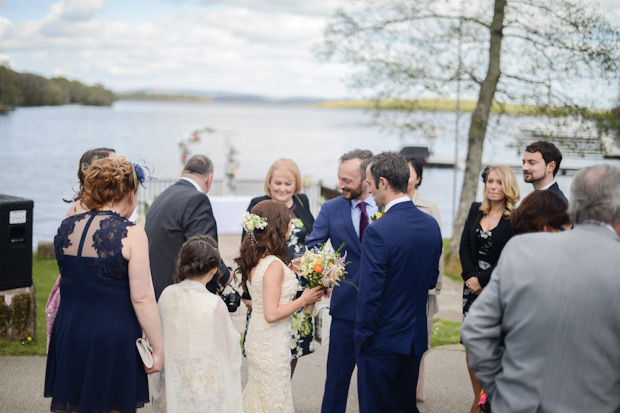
left=318, top=0, right=620, bottom=268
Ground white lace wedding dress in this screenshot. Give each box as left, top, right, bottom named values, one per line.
left=243, top=256, right=299, bottom=412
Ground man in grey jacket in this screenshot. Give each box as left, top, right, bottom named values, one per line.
left=462, top=164, right=620, bottom=413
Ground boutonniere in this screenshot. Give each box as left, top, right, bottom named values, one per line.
left=370, top=207, right=385, bottom=222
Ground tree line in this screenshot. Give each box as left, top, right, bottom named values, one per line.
left=0, top=66, right=116, bottom=112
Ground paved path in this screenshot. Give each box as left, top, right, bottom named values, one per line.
left=0, top=235, right=472, bottom=412
left=0, top=344, right=470, bottom=412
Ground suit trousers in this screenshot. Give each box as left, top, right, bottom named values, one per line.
left=321, top=318, right=357, bottom=413
left=357, top=340, right=421, bottom=413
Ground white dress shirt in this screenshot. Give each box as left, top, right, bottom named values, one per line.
left=351, top=195, right=378, bottom=238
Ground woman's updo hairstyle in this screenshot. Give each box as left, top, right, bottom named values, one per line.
left=81, top=157, right=138, bottom=210
left=234, top=200, right=291, bottom=289
left=75, top=148, right=116, bottom=200
left=174, top=236, right=222, bottom=283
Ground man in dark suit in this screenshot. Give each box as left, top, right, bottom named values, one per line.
left=145, top=154, right=230, bottom=300
left=355, top=152, right=442, bottom=413
left=522, top=140, right=568, bottom=202
left=305, top=149, right=377, bottom=413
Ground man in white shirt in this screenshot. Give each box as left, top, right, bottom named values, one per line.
left=306, top=149, right=377, bottom=413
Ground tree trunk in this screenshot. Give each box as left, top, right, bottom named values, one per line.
left=445, top=0, right=506, bottom=273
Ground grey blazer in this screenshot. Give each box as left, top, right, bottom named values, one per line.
left=145, top=179, right=230, bottom=299
left=461, top=223, right=620, bottom=413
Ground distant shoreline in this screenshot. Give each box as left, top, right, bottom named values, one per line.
left=310, top=98, right=611, bottom=117
left=117, top=94, right=612, bottom=117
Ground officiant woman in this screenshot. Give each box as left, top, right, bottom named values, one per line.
left=241, top=158, right=315, bottom=376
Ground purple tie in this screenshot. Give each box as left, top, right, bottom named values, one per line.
left=358, top=202, right=369, bottom=240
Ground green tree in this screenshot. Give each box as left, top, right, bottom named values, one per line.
left=0, top=66, right=23, bottom=110
left=319, top=0, right=620, bottom=268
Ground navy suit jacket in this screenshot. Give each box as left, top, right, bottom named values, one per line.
left=355, top=201, right=442, bottom=357
left=305, top=195, right=363, bottom=322
left=548, top=181, right=568, bottom=204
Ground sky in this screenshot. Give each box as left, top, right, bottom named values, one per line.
left=1, top=0, right=619, bottom=101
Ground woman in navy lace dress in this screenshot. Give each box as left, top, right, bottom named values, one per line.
left=44, top=157, right=163, bottom=412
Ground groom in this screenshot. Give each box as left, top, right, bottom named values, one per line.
left=305, top=149, right=376, bottom=413
left=355, top=152, right=442, bottom=412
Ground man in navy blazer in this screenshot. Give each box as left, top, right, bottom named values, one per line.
left=356, top=152, right=442, bottom=413
left=306, top=149, right=377, bottom=413
left=522, top=140, right=568, bottom=203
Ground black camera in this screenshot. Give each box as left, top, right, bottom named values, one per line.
left=221, top=288, right=241, bottom=313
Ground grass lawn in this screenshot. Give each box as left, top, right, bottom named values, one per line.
left=430, top=318, right=462, bottom=348
left=0, top=256, right=58, bottom=356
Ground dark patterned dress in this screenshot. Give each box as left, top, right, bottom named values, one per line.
left=287, top=210, right=314, bottom=359
left=44, top=210, right=148, bottom=412
left=462, top=224, right=494, bottom=318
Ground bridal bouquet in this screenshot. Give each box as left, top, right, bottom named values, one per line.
left=297, top=243, right=348, bottom=314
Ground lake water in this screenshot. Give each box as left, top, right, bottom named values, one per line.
left=0, top=100, right=616, bottom=248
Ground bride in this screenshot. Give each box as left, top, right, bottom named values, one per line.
left=235, top=200, right=324, bottom=412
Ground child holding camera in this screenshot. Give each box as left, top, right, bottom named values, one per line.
left=152, top=236, right=242, bottom=413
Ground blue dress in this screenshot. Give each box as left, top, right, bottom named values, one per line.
left=44, top=210, right=149, bottom=412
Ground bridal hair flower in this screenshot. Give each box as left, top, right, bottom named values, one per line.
left=241, top=211, right=268, bottom=242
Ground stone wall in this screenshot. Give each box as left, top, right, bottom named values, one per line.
left=0, top=285, right=36, bottom=342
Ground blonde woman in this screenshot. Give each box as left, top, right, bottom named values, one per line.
left=460, top=164, right=520, bottom=413
left=241, top=159, right=315, bottom=376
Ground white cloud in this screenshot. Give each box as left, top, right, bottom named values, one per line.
left=0, top=53, right=15, bottom=68
left=53, top=0, right=106, bottom=22
left=199, top=0, right=342, bottom=16
left=0, top=1, right=354, bottom=97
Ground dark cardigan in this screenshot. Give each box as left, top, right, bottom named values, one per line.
left=459, top=202, right=513, bottom=288
left=241, top=193, right=314, bottom=243
left=240, top=193, right=315, bottom=300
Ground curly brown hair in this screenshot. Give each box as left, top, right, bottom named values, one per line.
left=234, top=200, right=291, bottom=289
left=174, top=236, right=222, bottom=283
left=81, top=157, right=138, bottom=210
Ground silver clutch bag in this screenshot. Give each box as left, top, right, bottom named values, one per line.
left=136, top=338, right=153, bottom=369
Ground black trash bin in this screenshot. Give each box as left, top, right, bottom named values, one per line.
left=0, top=194, right=34, bottom=291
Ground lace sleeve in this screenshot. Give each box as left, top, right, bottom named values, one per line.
left=53, top=214, right=84, bottom=273
left=92, top=214, right=136, bottom=279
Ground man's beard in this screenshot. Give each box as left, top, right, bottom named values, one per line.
left=342, top=181, right=364, bottom=200
left=523, top=172, right=544, bottom=184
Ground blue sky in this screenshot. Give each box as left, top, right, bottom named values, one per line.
left=1, top=0, right=619, bottom=103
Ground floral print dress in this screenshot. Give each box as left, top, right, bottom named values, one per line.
left=462, top=224, right=493, bottom=318
left=288, top=217, right=314, bottom=359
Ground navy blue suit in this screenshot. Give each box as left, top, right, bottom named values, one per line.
left=355, top=200, right=442, bottom=412
left=548, top=181, right=568, bottom=204
left=306, top=195, right=364, bottom=413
